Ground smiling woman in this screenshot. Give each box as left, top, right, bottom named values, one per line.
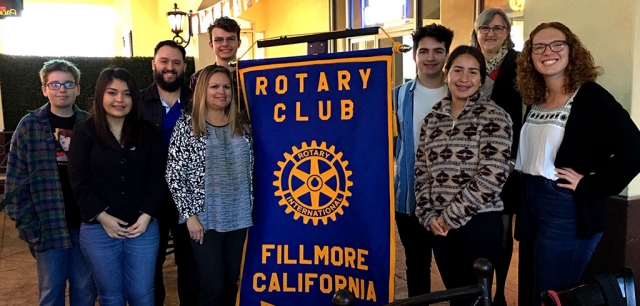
left=68, top=67, right=165, bottom=305
left=414, top=45, right=513, bottom=306
left=0, top=3, right=117, bottom=56
left=514, top=22, right=640, bottom=306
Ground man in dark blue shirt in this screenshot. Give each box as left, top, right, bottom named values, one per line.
left=139, top=40, right=198, bottom=306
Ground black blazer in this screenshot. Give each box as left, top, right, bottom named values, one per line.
left=68, top=118, right=165, bottom=224
left=491, top=48, right=524, bottom=209
left=525, top=81, right=640, bottom=238
left=492, top=48, right=523, bottom=156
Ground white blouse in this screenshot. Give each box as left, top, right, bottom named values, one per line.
left=515, top=88, right=580, bottom=180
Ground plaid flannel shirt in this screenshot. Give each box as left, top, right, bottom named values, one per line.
left=5, top=103, right=88, bottom=252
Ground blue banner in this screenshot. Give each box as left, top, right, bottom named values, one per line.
left=238, top=48, right=395, bottom=306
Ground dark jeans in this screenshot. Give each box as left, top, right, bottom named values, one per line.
left=191, top=228, right=247, bottom=306
left=395, top=211, right=432, bottom=297
left=432, top=211, right=502, bottom=306
left=155, top=220, right=200, bottom=306
left=518, top=174, right=602, bottom=306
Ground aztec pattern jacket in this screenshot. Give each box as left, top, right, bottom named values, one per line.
left=165, top=113, right=253, bottom=221
left=6, top=103, right=89, bottom=252
left=414, top=92, right=512, bottom=229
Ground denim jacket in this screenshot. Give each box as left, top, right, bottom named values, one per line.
left=393, top=78, right=419, bottom=215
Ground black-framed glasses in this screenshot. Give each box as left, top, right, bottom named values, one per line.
left=477, top=25, right=507, bottom=34
left=212, top=36, right=238, bottom=44
left=531, top=40, right=568, bottom=54
left=45, top=82, right=77, bottom=90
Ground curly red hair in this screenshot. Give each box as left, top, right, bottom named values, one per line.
left=516, top=22, right=602, bottom=105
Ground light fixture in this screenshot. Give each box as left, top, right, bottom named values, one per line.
left=509, top=0, right=524, bottom=11
left=167, top=3, right=193, bottom=47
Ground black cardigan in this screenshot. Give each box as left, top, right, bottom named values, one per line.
left=68, top=118, right=165, bottom=224
left=525, top=81, right=640, bottom=238
left=491, top=48, right=524, bottom=208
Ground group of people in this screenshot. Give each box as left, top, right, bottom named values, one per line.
left=6, top=17, right=250, bottom=306
left=394, top=7, right=640, bottom=306
left=5, top=7, right=640, bottom=306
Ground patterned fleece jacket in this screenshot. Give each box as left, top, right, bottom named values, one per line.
left=414, top=92, right=513, bottom=229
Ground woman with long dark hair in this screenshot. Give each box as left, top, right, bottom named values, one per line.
left=515, top=22, right=640, bottom=306
left=415, top=46, right=513, bottom=306
left=68, top=67, right=164, bottom=306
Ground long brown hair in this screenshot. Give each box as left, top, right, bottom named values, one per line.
left=515, top=22, right=602, bottom=105
left=191, top=64, right=246, bottom=137
left=91, top=67, right=145, bottom=147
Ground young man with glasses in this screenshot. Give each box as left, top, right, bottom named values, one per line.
left=6, top=59, right=97, bottom=306
left=190, top=16, right=246, bottom=112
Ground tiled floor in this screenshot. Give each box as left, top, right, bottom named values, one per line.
left=0, top=210, right=519, bottom=305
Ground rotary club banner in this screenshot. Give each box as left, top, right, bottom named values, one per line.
left=237, top=48, right=395, bottom=305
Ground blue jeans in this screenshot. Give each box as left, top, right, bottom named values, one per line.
left=80, top=221, right=159, bottom=306
left=519, top=174, right=602, bottom=306
left=34, top=229, right=97, bottom=306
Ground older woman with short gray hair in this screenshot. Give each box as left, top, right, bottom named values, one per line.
left=470, top=7, right=524, bottom=306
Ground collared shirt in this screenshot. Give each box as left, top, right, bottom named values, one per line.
left=139, top=83, right=192, bottom=152
left=160, top=97, right=183, bottom=148
left=5, top=103, right=88, bottom=252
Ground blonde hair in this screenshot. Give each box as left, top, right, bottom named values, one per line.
left=191, top=64, right=245, bottom=137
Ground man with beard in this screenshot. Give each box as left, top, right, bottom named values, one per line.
left=139, top=40, right=199, bottom=306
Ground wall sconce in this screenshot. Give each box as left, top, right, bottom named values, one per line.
left=509, top=0, right=524, bottom=11
left=167, top=3, right=193, bottom=47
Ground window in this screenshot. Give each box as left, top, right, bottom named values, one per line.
left=0, top=3, right=118, bottom=57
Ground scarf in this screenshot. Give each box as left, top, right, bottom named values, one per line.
left=485, top=44, right=509, bottom=75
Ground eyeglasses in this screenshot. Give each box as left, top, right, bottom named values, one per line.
left=531, top=40, right=567, bottom=54
left=477, top=25, right=507, bottom=34
left=45, top=82, right=77, bottom=90
left=212, top=36, right=238, bottom=44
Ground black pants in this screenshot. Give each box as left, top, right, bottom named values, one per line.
left=395, top=211, right=432, bottom=297
left=432, top=211, right=502, bottom=306
left=154, top=200, right=200, bottom=306
left=191, top=228, right=247, bottom=306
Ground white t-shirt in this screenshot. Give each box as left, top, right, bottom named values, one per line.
left=515, top=88, right=579, bottom=179
left=413, top=82, right=448, bottom=152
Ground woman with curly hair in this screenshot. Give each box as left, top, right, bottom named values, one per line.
left=515, top=22, right=640, bottom=305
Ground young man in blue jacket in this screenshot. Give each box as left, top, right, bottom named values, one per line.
left=393, top=24, right=453, bottom=297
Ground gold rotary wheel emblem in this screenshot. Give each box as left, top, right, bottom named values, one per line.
left=273, top=141, right=353, bottom=225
